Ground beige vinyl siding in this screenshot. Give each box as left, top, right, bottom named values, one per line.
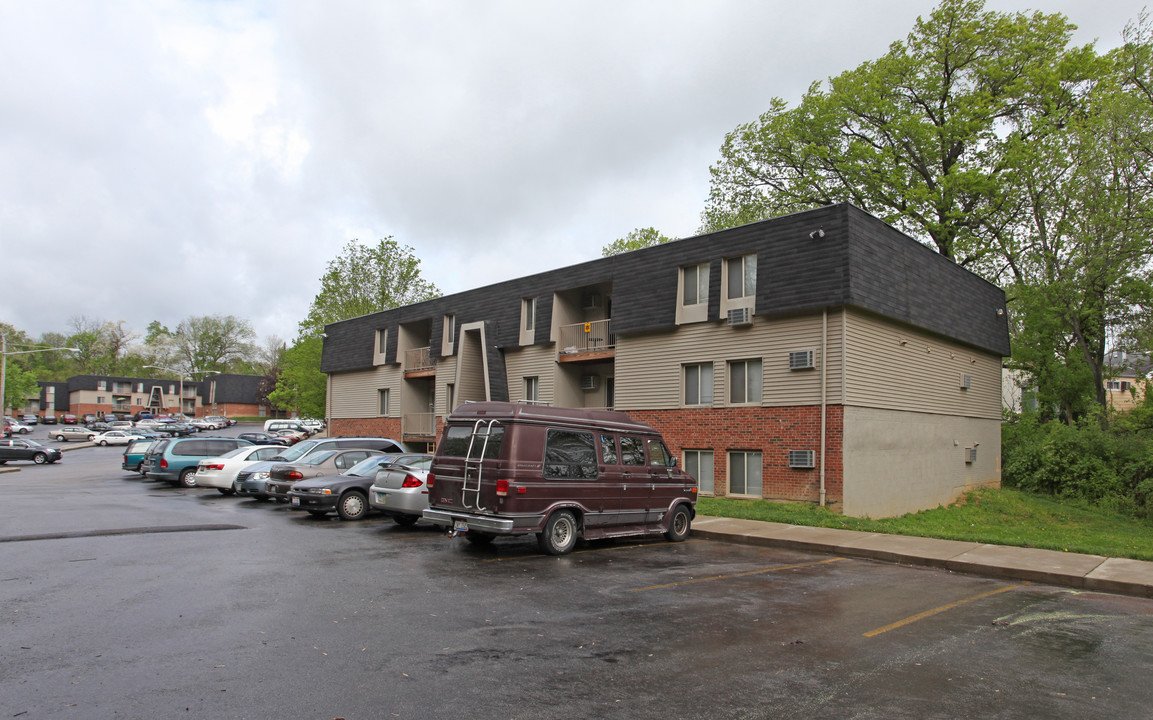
left=330, top=365, right=404, bottom=418
left=844, top=309, right=1002, bottom=420
left=503, top=345, right=557, bottom=404
left=435, top=356, right=459, bottom=416
left=614, top=312, right=842, bottom=411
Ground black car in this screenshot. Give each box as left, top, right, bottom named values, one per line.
left=237, top=431, right=291, bottom=446
left=0, top=438, right=62, bottom=464
left=286, top=454, right=426, bottom=520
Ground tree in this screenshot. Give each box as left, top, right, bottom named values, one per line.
left=267, top=334, right=325, bottom=418
left=142, top=315, right=256, bottom=375
left=701, top=0, right=1097, bottom=266
left=601, top=227, right=677, bottom=257
left=300, top=238, right=440, bottom=337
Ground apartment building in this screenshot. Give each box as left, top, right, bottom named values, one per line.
left=320, top=203, right=1011, bottom=518
left=35, top=373, right=265, bottom=419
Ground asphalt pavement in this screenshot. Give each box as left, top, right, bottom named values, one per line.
left=7, top=436, right=1153, bottom=599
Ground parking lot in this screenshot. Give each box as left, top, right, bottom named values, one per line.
left=4, top=432, right=1153, bottom=718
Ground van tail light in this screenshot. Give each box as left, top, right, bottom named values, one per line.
left=401, top=474, right=423, bottom=488
left=285, top=470, right=304, bottom=480
left=426, top=473, right=435, bottom=488
left=495, top=478, right=510, bottom=497
left=160, top=459, right=168, bottom=469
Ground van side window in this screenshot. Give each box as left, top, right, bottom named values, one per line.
left=440, top=424, right=504, bottom=458
left=648, top=440, right=673, bottom=467
left=599, top=434, right=618, bottom=464
left=543, top=429, right=597, bottom=479
left=620, top=437, right=645, bottom=466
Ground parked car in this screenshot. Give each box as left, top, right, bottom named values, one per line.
left=264, top=449, right=386, bottom=501
left=235, top=438, right=405, bottom=500
left=236, top=431, right=291, bottom=447
left=40, top=413, right=57, bottom=424
left=205, top=415, right=235, bottom=428
left=85, top=421, right=112, bottom=432
left=194, top=445, right=289, bottom=495
left=142, top=436, right=253, bottom=487
left=275, top=428, right=307, bottom=444
left=21, top=414, right=38, bottom=425
left=263, top=419, right=309, bottom=436
left=6, top=420, right=32, bottom=435
left=61, top=414, right=77, bottom=424
left=369, top=454, right=435, bottom=526
left=0, top=438, right=62, bottom=465
left=2, top=420, right=11, bottom=438
left=107, top=420, right=134, bottom=430
left=51, top=426, right=97, bottom=442
left=91, top=430, right=136, bottom=446
left=122, top=439, right=156, bottom=474
left=287, top=454, right=420, bottom=520
left=423, top=402, right=697, bottom=555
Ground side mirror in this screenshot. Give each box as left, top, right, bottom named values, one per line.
left=669, top=456, right=678, bottom=468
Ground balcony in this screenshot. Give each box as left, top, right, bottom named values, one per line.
left=403, top=413, right=436, bottom=439
left=558, top=319, right=615, bottom=362
left=405, top=347, right=435, bottom=377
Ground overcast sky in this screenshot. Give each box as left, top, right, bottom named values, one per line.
left=1, top=0, right=1146, bottom=346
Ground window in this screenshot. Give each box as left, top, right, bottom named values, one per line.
left=600, top=434, right=618, bottom=464
left=726, top=253, right=756, bottom=300
left=524, top=376, right=539, bottom=403
left=444, top=314, right=455, bottom=341
left=377, top=329, right=388, bottom=354
left=684, top=363, right=714, bottom=406
left=97, top=396, right=105, bottom=405
left=523, top=297, right=536, bottom=332
left=98, top=380, right=107, bottom=391
left=445, top=383, right=455, bottom=413
left=728, top=359, right=762, bottom=405
left=682, top=262, right=709, bottom=307
left=378, top=389, right=390, bottom=416
left=606, top=377, right=615, bottom=410
left=620, top=436, right=645, bottom=466
left=543, top=429, right=597, bottom=479
left=684, top=450, right=715, bottom=495
left=728, top=450, right=762, bottom=496
left=440, top=424, right=504, bottom=458
left=1107, top=381, right=1132, bottom=392
left=647, top=439, right=673, bottom=467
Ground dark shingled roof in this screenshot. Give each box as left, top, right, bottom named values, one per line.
left=321, top=204, right=1010, bottom=374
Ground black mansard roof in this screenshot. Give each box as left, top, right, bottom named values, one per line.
left=321, top=204, right=1011, bottom=374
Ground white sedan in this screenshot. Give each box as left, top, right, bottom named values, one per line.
left=195, top=445, right=287, bottom=495
left=91, top=430, right=135, bottom=446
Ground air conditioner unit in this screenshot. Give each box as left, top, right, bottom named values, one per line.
left=727, top=307, right=752, bottom=326
left=580, top=375, right=599, bottom=391
left=582, top=292, right=602, bottom=310
left=959, top=374, right=972, bottom=389
left=789, top=350, right=815, bottom=370
left=788, top=450, right=815, bottom=469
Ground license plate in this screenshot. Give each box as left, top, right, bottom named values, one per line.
left=453, top=520, right=468, bottom=532
left=291, top=497, right=300, bottom=506
left=375, top=493, right=386, bottom=504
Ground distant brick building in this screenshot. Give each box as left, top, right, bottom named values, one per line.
left=35, top=373, right=265, bottom=420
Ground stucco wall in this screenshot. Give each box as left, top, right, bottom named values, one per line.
left=841, top=406, right=1000, bottom=518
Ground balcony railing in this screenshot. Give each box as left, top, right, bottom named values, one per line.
left=558, top=319, right=614, bottom=355
left=405, top=347, right=435, bottom=372
left=403, top=413, right=436, bottom=437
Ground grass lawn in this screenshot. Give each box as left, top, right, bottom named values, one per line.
left=697, top=488, right=1153, bottom=562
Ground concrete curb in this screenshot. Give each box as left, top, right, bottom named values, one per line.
left=692, top=515, right=1153, bottom=599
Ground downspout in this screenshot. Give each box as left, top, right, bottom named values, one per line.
left=820, top=308, right=828, bottom=507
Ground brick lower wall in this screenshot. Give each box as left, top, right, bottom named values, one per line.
left=330, top=417, right=405, bottom=441
left=630, top=405, right=844, bottom=510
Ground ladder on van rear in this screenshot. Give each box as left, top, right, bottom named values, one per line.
left=461, top=419, right=500, bottom=512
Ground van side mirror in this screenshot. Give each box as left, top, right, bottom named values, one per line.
left=669, top=456, right=678, bottom=468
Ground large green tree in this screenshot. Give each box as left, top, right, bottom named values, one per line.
left=267, top=334, right=325, bottom=418
left=701, top=0, right=1097, bottom=266
left=601, top=227, right=677, bottom=257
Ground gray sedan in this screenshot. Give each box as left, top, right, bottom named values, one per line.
left=368, top=454, right=434, bottom=525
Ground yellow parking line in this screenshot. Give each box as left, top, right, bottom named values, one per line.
left=862, top=583, right=1025, bottom=638
left=631, top=557, right=845, bottom=591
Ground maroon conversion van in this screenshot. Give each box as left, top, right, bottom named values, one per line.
left=423, top=402, right=697, bottom=555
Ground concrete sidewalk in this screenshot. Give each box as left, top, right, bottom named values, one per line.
left=693, top=515, right=1153, bottom=599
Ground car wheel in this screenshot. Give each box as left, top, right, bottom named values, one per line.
left=217, top=487, right=235, bottom=496
left=178, top=468, right=197, bottom=488
left=337, top=490, right=368, bottom=521
left=664, top=504, right=692, bottom=542
left=18, top=428, right=29, bottom=434
left=393, top=514, right=420, bottom=527
left=99, top=440, right=108, bottom=446
left=54, top=434, right=65, bottom=442
left=537, top=510, right=579, bottom=556
left=33, top=453, right=48, bottom=465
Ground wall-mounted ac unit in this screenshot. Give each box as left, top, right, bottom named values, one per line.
left=580, top=375, right=599, bottom=391
left=959, top=374, right=972, bottom=389
left=582, top=292, right=602, bottom=310
left=964, top=447, right=977, bottom=464
left=788, top=450, right=815, bottom=469
left=789, top=350, right=815, bottom=370
left=727, top=307, right=752, bottom=326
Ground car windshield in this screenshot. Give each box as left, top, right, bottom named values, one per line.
left=346, top=454, right=397, bottom=476
left=219, top=447, right=252, bottom=460
left=275, top=439, right=320, bottom=462
left=301, top=450, right=337, bottom=466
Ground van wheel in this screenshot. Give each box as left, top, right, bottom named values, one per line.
left=664, top=505, right=692, bottom=542
left=178, top=468, right=197, bottom=487
left=337, top=490, right=368, bottom=521
left=538, top=510, right=579, bottom=556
